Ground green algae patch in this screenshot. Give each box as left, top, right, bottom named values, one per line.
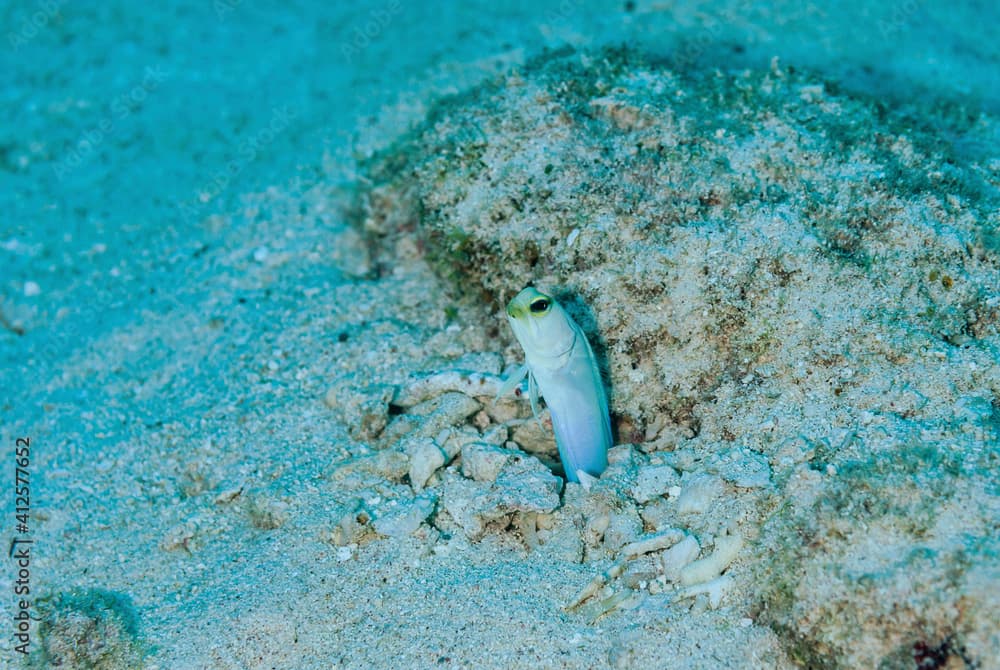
left=753, top=444, right=999, bottom=669
left=31, top=588, right=147, bottom=669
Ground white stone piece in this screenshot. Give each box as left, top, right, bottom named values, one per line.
left=407, top=438, right=447, bottom=490
left=630, top=464, right=681, bottom=503
left=679, top=532, right=743, bottom=586
left=661, top=534, right=701, bottom=582
left=461, top=442, right=513, bottom=483
left=373, top=495, right=437, bottom=538
left=676, top=473, right=725, bottom=515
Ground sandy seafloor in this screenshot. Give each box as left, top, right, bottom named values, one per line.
left=2, top=2, right=999, bottom=669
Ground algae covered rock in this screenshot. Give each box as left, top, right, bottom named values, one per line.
left=753, top=446, right=1000, bottom=669
left=354, top=46, right=1000, bottom=668
left=441, top=452, right=563, bottom=540
left=33, top=588, right=145, bottom=669
left=356, top=47, right=998, bottom=436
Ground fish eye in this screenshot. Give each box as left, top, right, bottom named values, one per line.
left=529, top=298, right=551, bottom=314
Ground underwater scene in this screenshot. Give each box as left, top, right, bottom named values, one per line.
left=2, top=1, right=998, bottom=668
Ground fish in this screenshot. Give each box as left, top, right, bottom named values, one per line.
left=500, top=287, right=611, bottom=482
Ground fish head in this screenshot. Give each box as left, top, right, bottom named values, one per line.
left=506, top=287, right=577, bottom=362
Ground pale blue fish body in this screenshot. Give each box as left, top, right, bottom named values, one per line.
left=501, top=287, right=611, bottom=482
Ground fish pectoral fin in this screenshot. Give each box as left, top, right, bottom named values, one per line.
left=528, top=372, right=541, bottom=419
left=495, top=364, right=529, bottom=402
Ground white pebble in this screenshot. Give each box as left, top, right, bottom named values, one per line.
left=661, top=534, right=700, bottom=582
left=461, top=442, right=511, bottom=483
left=373, top=496, right=435, bottom=538
left=679, top=532, right=743, bottom=586
left=408, top=439, right=447, bottom=490
left=676, top=474, right=725, bottom=515
left=675, top=575, right=733, bottom=609
left=630, top=464, right=680, bottom=503
left=253, top=246, right=269, bottom=262
left=23, top=281, right=41, bottom=296
left=621, top=529, right=684, bottom=559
